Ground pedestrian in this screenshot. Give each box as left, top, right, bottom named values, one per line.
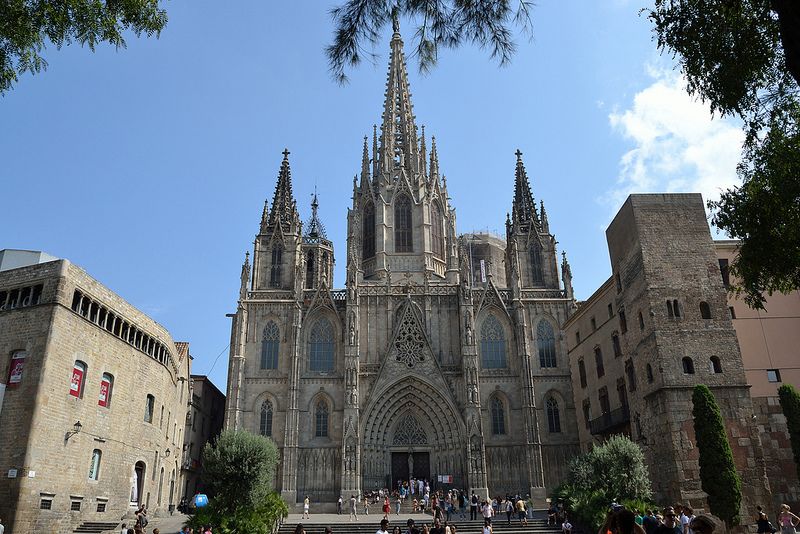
left=294, top=524, right=306, bottom=534
left=325, top=528, right=333, bottom=534
left=779, top=504, right=800, bottom=534
left=153, top=529, right=160, bottom=534
left=119, top=523, right=127, bottom=534
left=470, top=493, right=479, bottom=521
left=407, top=518, right=421, bottom=534
left=376, top=518, right=390, bottom=534
left=430, top=518, right=445, bottom=534
left=351, top=494, right=359, bottom=521
left=654, top=507, right=682, bottom=534
left=383, top=496, right=391, bottom=520
left=0, top=517, right=4, bottom=534
left=365, top=496, right=371, bottom=515
left=482, top=517, right=493, bottom=534
left=515, top=496, right=528, bottom=526
left=689, top=514, right=718, bottom=534
left=394, top=527, right=402, bottom=534
left=757, top=505, right=778, bottom=533
left=682, top=506, right=695, bottom=534
left=396, top=495, right=402, bottom=515
left=338, top=495, right=343, bottom=515
left=482, top=500, right=494, bottom=524
left=303, top=495, right=310, bottom=519
left=643, top=510, right=659, bottom=534
left=563, top=516, right=573, bottom=534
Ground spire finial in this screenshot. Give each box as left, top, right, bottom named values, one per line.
left=392, top=7, right=400, bottom=34
left=282, top=148, right=290, bottom=159
left=515, top=148, right=523, bottom=160
left=511, top=149, right=541, bottom=232
left=268, top=148, right=297, bottom=229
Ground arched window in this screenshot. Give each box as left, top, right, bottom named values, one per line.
left=491, top=397, right=506, bottom=435
left=395, top=194, right=413, bottom=252
left=261, top=321, right=280, bottom=369
left=673, top=299, right=681, bottom=318
left=70, top=360, right=87, bottom=398
left=646, top=363, right=654, bottom=383
left=269, top=244, right=282, bottom=287
left=98, top=373, right=113, bottom=407
left=431, top=202, right=444, bottom=258
left=260, top=400, right=273, bottom=437
left=667, top=300, right=674, bottom=318
left=537, top=320, right=556, bottom=368
left=682, top=357, right=695, bottom=374
left=700, top=301, right=712, bottom=319
left=89, top=449, right=102, bottom=480
left=305, top=251, right=315, bottom=289
left=546, top=397, right=561, bottom=433
left=363, top=202, right=376, bottom=259
left=315, top=400, right=329, bottom=437
left=480, top=315, right=507, bottom=369
left=309, top=318, right=334, bottom=372
left=710, top=356, right=722, bottom=374
left=144, top=394, right=155, bottom=423
left=530, top=245, right=544, bottom=285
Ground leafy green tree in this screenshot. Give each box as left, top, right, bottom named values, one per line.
left=200, top=429, right=279, bottom=514
left=326, top=0, right=533, bottom=83
left=778, top=384, right=800, bottom=482
left=648, top=0, right=800, bottom=310
left=0, top=0, right=167, bottom=94
left=691, top=384, right=742, bottom=526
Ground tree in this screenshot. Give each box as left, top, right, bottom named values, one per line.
left=201, top=429, right=279, bottom=513
left=0, top=0, right=167, bottom=94
left=691, top=384, right=742, bottom=526
left=326, top=0, right=533, bottom=83
left=778, top=384, right=800, bottom=482
left=648, top=0, right=800, bottom=310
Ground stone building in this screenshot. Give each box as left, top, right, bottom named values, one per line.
left=715, top=241, right=800, bottom=506
left=563, top=195, right=772, bottom=513
left=224, top=19, right=579, bottom=505
left=181, top=373, right=225, bottom=500
left=0, top=251, right=190, bottom=533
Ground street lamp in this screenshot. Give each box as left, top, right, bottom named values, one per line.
left=161, top=448, right=171, bottom=458
left=65, top=420, right=82, bottom=441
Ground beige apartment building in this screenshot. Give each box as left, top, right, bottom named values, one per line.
left=0, top=251, right=190, bottom=533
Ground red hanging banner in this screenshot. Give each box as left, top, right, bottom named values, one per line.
left=8, top=353, right=25, bottom=386
left=98, top=379, right=110, bottom=407
left=70, top=367, right=84, bottom=397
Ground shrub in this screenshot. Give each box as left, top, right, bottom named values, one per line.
left=778, top=384, right=800, bottom=482
left=186, top=430, right=285, bottom=533
left=692, top=384, right=742, bottom=526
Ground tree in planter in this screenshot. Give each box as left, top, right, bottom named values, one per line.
left=186, top=430, right=286, bottom=533
left=778, top=384, right=800, bottom=481
left=692, top=384, right=742, bottom=526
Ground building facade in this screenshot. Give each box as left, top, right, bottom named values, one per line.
left=0, top=252, right=190, bottom=533
left=716, top=241, right=800, bottom=506
left=181, top=374, right=225, bottom=500
left=224, top=20, right=580, bottom=505
left=563, top=195, right=773, bottom=513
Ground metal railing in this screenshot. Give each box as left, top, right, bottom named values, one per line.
left=589, top=405, right=630, bottom=435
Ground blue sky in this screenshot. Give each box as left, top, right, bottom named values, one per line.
left=0, top=2, right=743, bottom=390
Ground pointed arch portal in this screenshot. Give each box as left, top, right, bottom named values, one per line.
left=361, top=377, right=466, bottom=490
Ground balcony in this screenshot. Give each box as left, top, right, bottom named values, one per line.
left=589, top=405, right=630, bottom=435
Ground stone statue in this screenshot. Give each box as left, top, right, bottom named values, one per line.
left=465, top=324, right=473, bottom=345
left=408, top=451, right=414, bottom=477
left=349, top=323, right=356, bottom=345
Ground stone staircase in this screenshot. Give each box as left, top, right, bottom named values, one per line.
left=279, top=516, right=561, bottom=534
left=73, top=520, right=121, bottom=533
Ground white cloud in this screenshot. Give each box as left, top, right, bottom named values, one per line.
left=603, top=66, right=744, bottom=211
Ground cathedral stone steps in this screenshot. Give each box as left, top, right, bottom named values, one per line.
left=279, top=518, right=562, bottom=534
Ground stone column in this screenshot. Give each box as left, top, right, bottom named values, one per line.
left=460, top=289, right=488, bottom=499
left=281, top=303, right=303, bottom=503
left=340, top=273, right=362, bottom=498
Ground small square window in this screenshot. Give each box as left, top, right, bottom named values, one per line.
left=767, top=369, right=782, bottom=383
left=590, top=317, right=597, bottom=331
left=71, top=501, right=82, bottom=511
left=575, top=331, right=581, bottom=345
left=607, top=303, right=613, bottom=318
left=97, top=502, right=107, bottom=512
left=40, top=499, right=52, bottom=510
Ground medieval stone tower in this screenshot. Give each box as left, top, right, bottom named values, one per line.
left=224, top=18, right=580, bottom=504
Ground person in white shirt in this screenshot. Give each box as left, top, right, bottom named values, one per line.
left=376, top=518, right=390, bottom=534
left=0, top=517, right=5, bottom=534
left=681, top=506, right=695, bottom=534
left=563, top=517, right=573, bottom=534
left=119, top=523, right=126, bottom=534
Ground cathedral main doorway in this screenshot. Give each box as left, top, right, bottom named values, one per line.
left=391, top=451, right=430, bottom=486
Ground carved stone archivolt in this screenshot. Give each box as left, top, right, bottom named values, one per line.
left=392, top=303, right=426, bottom=367
left=392, top=413, right=428, bottom=446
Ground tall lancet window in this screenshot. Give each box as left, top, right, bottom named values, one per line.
left=363, top=202, right=376, bottom=259
left=546, top=397, right=561, bottom=433
left=480, top=315, right=507, bottom=369
left=261, top=321, right=279, bottom=369
left=395, top=194, right=413, bottom=253
left=315, top=400, right=329, bottom=437
left=537, top=320, right=557, bottom=368
left=305, top=251, right=315, bottom=289
left=260, top=400, right=273, bottom=437
left=530, top=244, right=544, bottom=286
left=431, top=202, right=444, bottom=258
left=309, top=318, right=335, bottom=372
left=270, top=244, right=282, bottom=287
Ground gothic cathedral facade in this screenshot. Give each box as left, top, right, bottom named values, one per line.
left=224, top=21, right=580, bottom=503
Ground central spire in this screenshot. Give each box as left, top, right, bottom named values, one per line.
left=378, top=10, right=419, bottom=175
